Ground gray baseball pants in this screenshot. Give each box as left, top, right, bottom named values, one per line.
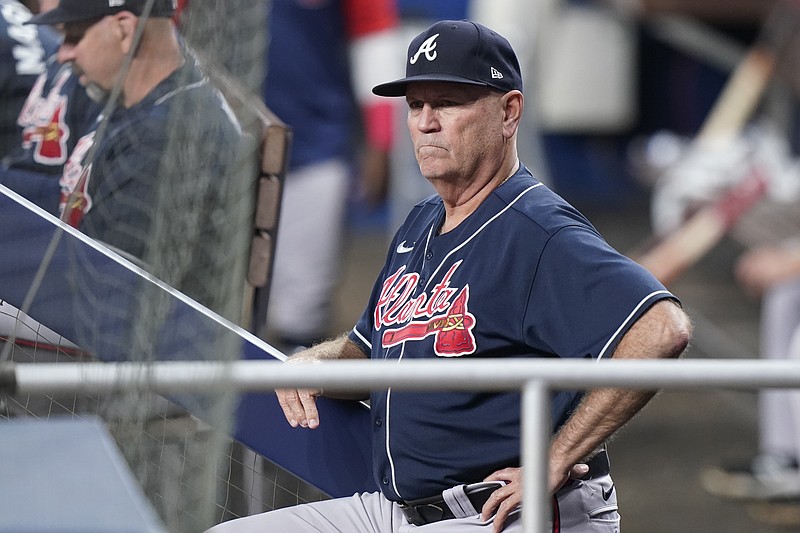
left=206, top=474, right=619, bottom=532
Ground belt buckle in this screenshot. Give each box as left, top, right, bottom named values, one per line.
left=399, top=500, right=447, bottom=526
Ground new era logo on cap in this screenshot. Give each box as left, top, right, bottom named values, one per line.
left=373, top=20, right=522, bottom=97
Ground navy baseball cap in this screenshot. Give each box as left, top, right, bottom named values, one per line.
left=373, top=20, right=522, bottom=97
left=27, top=0, right=176, bottom=25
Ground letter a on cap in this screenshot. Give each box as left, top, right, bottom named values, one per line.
left=410, top=34, right=439, bottom=64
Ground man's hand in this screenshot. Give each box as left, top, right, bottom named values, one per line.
left=481, top=464, right=589, bottom=532
left=273, top=334, right=370, bottom=429
left=276, top=384, right=322, bottom=429
left=275, top=354, right=323, bottom=429
left=735, top=242, right=800, bottom=297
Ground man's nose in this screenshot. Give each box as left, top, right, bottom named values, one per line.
left=415, top=105, right=439, bottom=132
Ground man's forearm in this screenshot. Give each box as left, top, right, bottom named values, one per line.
left=290, top=333, right=370, bottom=400
left=548, top=299, right=692, bottom=488
left=548, top=387, right=655, bottom=484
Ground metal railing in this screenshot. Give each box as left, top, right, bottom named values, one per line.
left=4, top=357, right=800, bottom=532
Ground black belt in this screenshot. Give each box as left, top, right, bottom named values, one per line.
left=580, top=450, right=611, bottom=480
left=399, top=482, right=504, bottom=526
left=399, top=450, right=611, bottom=526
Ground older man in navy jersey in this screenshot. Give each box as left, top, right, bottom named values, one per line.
left=208, top=19, right=692, bottom=533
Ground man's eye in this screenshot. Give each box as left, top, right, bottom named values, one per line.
left=63, top=33, right=81, bottom=45
left=407, top=101, right=423, bottom=110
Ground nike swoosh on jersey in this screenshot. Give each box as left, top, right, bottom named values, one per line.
left=602, top=484, right=615, bottom=501
left=396, top=241, right=415, bottom=254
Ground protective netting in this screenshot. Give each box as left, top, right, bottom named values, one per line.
left=0, top=0, right=326, bottom=531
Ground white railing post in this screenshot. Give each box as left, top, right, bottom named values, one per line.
left=522, top=379, right=549, bottom=533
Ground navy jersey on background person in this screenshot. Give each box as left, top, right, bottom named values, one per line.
left=0, top=0, right=59, bottom=158
left=349, top=163, right=677, bottom=502
left=263, top=0, right=356, bottom=171
left=63, top=56, right=239, bottom=256
left=59, top=54, right=243, bottom=312
left=1, top=58, right=101, bottom=214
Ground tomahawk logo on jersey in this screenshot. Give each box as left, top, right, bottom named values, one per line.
left=18, top=65, right=72, bottom=165
left=58, top=129, right=95, bottom=224
left=3, top=57, right=100, bottom=178
left=376, top=261, right=477, bottom=356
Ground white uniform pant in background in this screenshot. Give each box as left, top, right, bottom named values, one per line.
left=759, top=278, right=800, bottom=459
left=265, top=159, right=349, bottom=346
left=206, top=475, right=619, bottom=533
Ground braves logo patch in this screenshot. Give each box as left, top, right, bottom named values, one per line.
left=58, top=131, right=95, bottom=225
left=409, top=34, right=439, bottom=64
left=375, top=261, right=477, bottom=356
left=18, top=68, right=71, bottom=165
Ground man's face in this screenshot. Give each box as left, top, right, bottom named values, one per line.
left=57, top=16, right=126, bottom=93
left=405, top=82, right=506, bottom=185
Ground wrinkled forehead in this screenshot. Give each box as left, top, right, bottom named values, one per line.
left=404, top=81, right=495, bottom=101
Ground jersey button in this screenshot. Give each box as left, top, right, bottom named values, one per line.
left=425, top=251, right=433, bottom=260
left=375, top=417, right=383, bottom=426
left=382, top=476, right=389, bottom=485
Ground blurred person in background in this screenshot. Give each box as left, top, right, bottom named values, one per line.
left=254, top=0, right=402, bottom=351
left=25, top=0, right=245, bottom=315
left=0, top=0, right=59, bottom=158
left=1, top=0, right=101, bottom=215
left=702, top=240, right=800, bottom=503
left=0, top=0, right=100, bottom=351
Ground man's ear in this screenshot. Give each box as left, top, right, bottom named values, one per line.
left=115, top=11, right=140, bottom=55
left=501, top=90, right=524, bottom=139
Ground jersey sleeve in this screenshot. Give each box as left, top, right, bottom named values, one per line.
left=348, top=229, right=408, bottom=356
left=523, top=224, right=676, bottom=360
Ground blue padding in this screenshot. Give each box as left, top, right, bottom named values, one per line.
left=0, top=186, right=375, bottom=497
left=0, top=416, right=166, bottom=533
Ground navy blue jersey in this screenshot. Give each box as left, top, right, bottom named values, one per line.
left=264, top=0, right=355, bottom=170
left=58, top=54, right=243, bottom=311
left=7, top=59, right=100, bottom=174
left=263, top=0, right=396, bottom=170
left=0, top=59, right=101, bottom=213
left=349, top=163, right=676, bottom=501
left=0, top=0, right=59, bottom=157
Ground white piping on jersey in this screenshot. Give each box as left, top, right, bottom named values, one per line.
left=384, top=338, right=405, bottom=498
left=385, top=386, right=403, bottom=498
left=153, top=74, right=243, bottom=137
left=597, top=289, right=673, bottom=360
left=154, top=78, right=207, bottom=105
left=350, top=324, right=405, bottom=496
left=352, top=325, right=372, bottom=350
left=422, top=183, right=543, bottom=293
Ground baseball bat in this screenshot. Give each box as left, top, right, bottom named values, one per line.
left=634, top=167, right=768, bottom=286
left=630, top=0, right=800, bottom=286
